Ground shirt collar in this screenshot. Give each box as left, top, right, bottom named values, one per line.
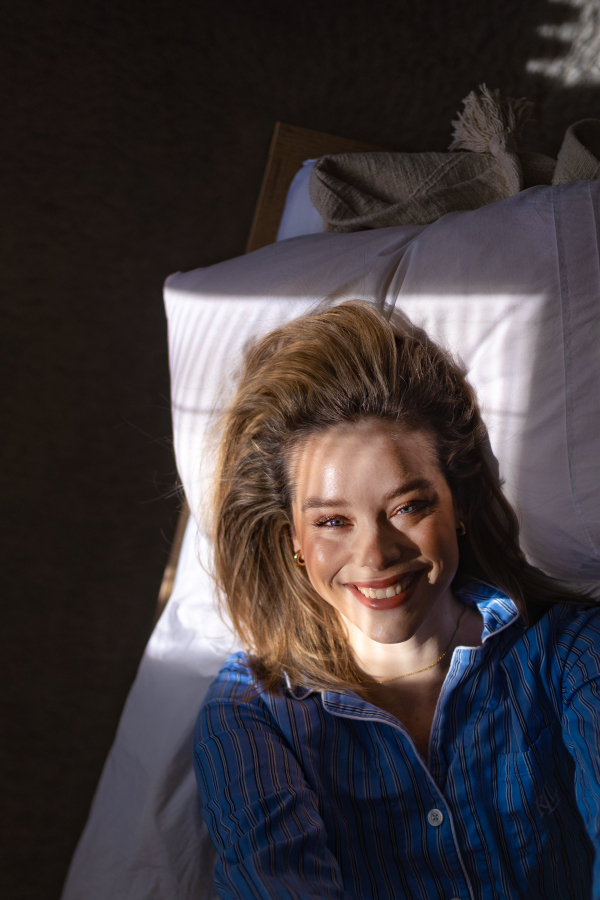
left=454, top=579, right=521, bottom=642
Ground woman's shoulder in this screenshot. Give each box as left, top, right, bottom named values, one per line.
left=202, top=651, right=257, bottom=703
left=195, top=652, right=315, bottom=752
left=543, top=599, right=600, bottom=655
left=510, top=598, right=600, bottom=698
left=196, top=652, right=271, bottom=743
left=530, top=601, right=600, bottom=718
left=198, top=651, right=298, bottom=716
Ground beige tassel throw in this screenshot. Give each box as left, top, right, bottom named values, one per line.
left=449, top=84, right=534, bottom=153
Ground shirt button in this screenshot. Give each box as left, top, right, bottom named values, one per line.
left=427, top=808, right=444, bottom=826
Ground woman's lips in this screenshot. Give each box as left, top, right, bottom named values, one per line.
left=346, top=570, right=422, bottom=610
left=353, top=572, right=411, bottom=590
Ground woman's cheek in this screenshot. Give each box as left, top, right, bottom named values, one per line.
left=308, top=537, right=344, bottom=579
left=434, top=530, right=460, bottom=580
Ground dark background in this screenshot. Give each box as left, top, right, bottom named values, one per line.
left=2, top=1, right=598, bottom=897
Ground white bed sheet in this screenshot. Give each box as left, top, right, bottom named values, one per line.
left=62, top=521, right=232, bottom=899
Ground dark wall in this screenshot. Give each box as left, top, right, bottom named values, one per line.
left=2, top=1, right=597, bottom=898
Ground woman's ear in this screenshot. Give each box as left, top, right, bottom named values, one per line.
left=454, top=513, right=467, bottom=536
left=453, top=505, right=466, bottom=534
left=289, top=521, right=301, bottom=554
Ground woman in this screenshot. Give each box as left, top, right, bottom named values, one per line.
left=194, top=301, right=600, bottom=900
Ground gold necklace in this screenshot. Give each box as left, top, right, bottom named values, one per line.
left=359, top=604, right=467, bottom=685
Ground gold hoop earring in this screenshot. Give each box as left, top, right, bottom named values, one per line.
left=293, top=549, right=306, bottom=566
left=456, top=521, right=466, bottom=536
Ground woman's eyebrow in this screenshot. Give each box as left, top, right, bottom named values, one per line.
left=382, top=478, right=435, bottom=502
left=301, top=496, right=348, bottom=512
left=301, top=478, right=435, bottom=512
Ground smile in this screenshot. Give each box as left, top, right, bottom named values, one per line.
left=347, top=570, right=422, bottom=611
left=355, top=573, right=416, bottom=600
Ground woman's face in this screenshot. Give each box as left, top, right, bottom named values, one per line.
left=290, top=417, right=461, bottom=645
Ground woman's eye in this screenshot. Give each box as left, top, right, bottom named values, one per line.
left=396, top=501, right=426, bottom=515
left=315, top=517, right=346, bottom=527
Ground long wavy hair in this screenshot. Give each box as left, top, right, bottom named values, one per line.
left=209, top=300, right=591, bottom=694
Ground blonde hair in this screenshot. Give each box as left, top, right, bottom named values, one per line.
left=210, top=301, right=591, bottom=694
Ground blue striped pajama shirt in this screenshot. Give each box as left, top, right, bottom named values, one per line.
left=194, top=583, right=600, bottom=900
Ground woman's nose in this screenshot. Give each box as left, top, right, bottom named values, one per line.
left=353, top=518, right=404, bottom=570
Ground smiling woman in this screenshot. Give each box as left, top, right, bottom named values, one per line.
left=195, top=301, right=600, bottom=900
left=289, top=420, right=463, bottom=644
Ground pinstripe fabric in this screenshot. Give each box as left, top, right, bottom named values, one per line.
left=194, top=584, right=600, bottom=900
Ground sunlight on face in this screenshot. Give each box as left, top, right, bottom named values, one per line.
left=290, top=418, right=461, bottom=647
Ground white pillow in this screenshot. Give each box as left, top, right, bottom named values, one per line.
left=166, top=181, right=600, bottom=587
left=276, top=159, right=324, bottom=240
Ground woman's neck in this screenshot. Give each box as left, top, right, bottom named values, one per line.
left=344, top=592, right=483, bottom=684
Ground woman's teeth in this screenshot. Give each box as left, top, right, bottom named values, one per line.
left=355, top=575, right=414, bottom=600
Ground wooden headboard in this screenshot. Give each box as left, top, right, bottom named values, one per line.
left=155, top=122, right=383, bottom=623
left=246, top=121, right=382, bottom=252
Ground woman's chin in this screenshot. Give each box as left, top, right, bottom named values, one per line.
left=341, top=603, right=418, bottom=646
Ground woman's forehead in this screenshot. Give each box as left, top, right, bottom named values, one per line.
left=295, top=417, right=437, bottom=459
left=289, top=418, right=443, bottom=505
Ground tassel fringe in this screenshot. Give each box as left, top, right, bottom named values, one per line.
left=450, top=84, right=534, bottom=152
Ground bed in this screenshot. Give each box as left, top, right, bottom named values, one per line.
left=62, top=122, right=600, bottom=900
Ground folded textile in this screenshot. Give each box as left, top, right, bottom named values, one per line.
left=554, top=119, right=600, bottom=184
left=309, top=85, right=600, bottom=231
